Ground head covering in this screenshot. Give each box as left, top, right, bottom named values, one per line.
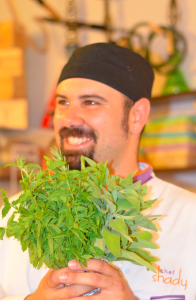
left=57, top=43, right=154, bottom=102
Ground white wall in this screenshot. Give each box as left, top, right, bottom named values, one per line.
left=1, top=0, right=196, bottom=128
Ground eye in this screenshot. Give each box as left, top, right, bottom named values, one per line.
left=57, top=99, right=69, bottom=106
left=84, top=100, right=99, bottom=106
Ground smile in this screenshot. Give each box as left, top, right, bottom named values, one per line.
left=67, top=137, right=92, bottom=145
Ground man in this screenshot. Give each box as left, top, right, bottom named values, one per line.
left=1, top=43, right=196, bottom=300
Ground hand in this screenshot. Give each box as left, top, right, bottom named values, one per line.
left=27, top=267, right=94, bottom=300
left=59, top=258, right=139, bottom=300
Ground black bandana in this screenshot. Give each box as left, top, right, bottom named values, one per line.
left=57, top=43, right=154, bottom=102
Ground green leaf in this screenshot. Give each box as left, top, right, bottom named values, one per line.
left=125, top=195, right=140, bottom=211
left=2, top=204, right=11, bottom=218
left=49, top=160, right=67, bottom=170
left=65, top=208, right=74, bottom=227
left=120, top=172, right=133, bottom=187
left=116, top=198, right=134, bottom=211
left=126, top=181, right=141, bottom=191
left=36, top=170, right=47, bottom=179
left=25, top=163, right=41, bottom=169
left=57, top=211, right=66, bottom=227
left=108, top=176, right=117, bottom=190
left=94, top=238, right=104, bottom=251
left=48, top=224, right=62, bottom=234
left=86, top=178, right=100, bottom=192
left=80, top=156, right=85, bottom=170
left=105, top=167, right=110, bottom=187
left=87, top=196, right=108, bottom=213
left=38, top=221, right=41, bottom=239
left=48, top=238, right=54, bottom=254
left=129, top=239, right=157, bottom=249
left=130, top=248, right=157, bottom=262
left=89, top=173, right=99, bottom=186
left=49, top=232, right=67, bottom=239
left=102, top=227, right=121, bottom=257
left=121, top=189, right=138, bottom=197
left=121, top=249, right=156, bottom=273
left=112, top=190, right=118, bottom=202
left=120, top=233, right=133, bottom=243
left=82, top=156, right=96, bottom=167
left=118, top=215, right=136, bottom=220
left=0, top=227, right=5, bottom=240
left=2, top=196, right=9, bottom=205
left=94, top=246, right=105, bottom=257
left=99, top=185, right=110, bottom=196
left=109, top=218, right=128, bottom=235
left=20, top=181, right=28, bottom=191
left=4, top=162, right=18, bottom=167
left=144, top=221, right=158, bottom=232
left=0, top=189, right=6, bottom=197
left=37, top=239, right=42, bottom=258
left=71, top=229, right=87, bottom=244
left=81, top=254, right=93, bottom=259
left=131, top=231, right=152, bottom=241
left=31, top=178, right=49, bottom=190
left=100, top=195, right=116, bottom=213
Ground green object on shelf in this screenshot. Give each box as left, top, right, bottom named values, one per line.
left=162, top=69, right=189, bottom=96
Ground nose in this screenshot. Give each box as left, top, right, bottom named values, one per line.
left=62, top=104, right=84, bottom=128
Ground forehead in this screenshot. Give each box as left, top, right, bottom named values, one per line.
left=56, top=78, right=125, bottom=100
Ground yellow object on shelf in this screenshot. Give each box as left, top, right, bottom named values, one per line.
left=139, top=114, right=196, bottom=170
left=0, top=21, right=24, bottom=48
left=0, top=21, right=27, bottom=129
left=0, top=76, right=26, bottom=99
left=0, top=48, right=23, bottom=77
left=0, top=99, right=28, bottom=129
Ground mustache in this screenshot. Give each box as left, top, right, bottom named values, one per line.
left=59, top=127, right=97, bottom=143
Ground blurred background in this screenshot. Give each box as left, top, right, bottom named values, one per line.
left=0, top=0, right=196, bottom=205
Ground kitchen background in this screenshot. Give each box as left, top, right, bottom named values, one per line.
left=0, top=0, right=196, bottom=206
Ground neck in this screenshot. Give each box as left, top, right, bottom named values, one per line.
left=107, top=134, right=141, bottom=178
left=107, top=151, right=140, bottom=178
left=108, top=160, right=140, bottom=178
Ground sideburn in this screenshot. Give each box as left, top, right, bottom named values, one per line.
left=121, top=96, right=134, bottom=135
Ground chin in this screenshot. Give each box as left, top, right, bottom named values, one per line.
left=61, top=148, right=95, bottom=171
left=66, top=156, right=82, bottom=171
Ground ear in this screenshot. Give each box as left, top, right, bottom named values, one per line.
left=129, top=98, right=150, bottom=134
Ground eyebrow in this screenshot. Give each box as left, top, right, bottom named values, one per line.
left=55, top=93, right=107, bottom=102
left=55, top=94, right=67, bottom=99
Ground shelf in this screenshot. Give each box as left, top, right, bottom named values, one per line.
left=151, top=90, right=196, bottom=104
left=143, top=91, right=196, bottom=173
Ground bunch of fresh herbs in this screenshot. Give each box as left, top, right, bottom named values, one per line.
left=0, top=148, right=159, bottom=272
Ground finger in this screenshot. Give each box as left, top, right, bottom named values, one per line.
left=59, top=270, right=113, bottom=290
left=46, top=267, right=75, bottom=288
left=53, top=284, right=96, bottom=299
left=68, top=259, right=119, bottom=277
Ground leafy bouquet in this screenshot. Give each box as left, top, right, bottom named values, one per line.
left=0, top=148, right=159, bottom=273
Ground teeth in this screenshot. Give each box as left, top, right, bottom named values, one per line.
left=68, top=137, right=91, bottom=145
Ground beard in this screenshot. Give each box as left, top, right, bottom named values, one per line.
left=59, top=127, right=97, bottom=170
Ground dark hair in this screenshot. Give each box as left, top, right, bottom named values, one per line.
left=121, top=96, right=134, bottom=134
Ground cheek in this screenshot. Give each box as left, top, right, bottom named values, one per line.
left=87, top=110, right=118, bottom=129
left=53, top=110, right=64, bottom=128
left=53, top=113, right=63, bottom=146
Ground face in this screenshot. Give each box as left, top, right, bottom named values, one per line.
left=53, top=78, right=132, bottom=170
